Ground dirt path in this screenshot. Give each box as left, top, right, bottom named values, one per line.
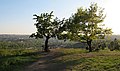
left=24, top=49, right=66, bottom=71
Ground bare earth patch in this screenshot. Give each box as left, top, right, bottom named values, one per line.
left=24, top=49, right=68, bottom=71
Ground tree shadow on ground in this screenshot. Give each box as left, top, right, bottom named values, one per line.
left=25, top=50, right=88, bottom=71
left=35, top=56, right=87, bottom=71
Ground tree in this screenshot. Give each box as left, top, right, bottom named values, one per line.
left=65, top=3, right=112, bottom=52
left=109, top=38, right=119, bottom=51
left=114, top=38, right=119, bottom=50
left=30, top=11, right=64, bottom=52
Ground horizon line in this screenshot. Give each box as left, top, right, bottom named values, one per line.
left=0, top=33, right=120, bottom=35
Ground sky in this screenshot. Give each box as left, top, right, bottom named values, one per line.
left=0, top=0, right=120, bottom=35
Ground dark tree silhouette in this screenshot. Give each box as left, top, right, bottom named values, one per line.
left=109, top=38, right=119, bottom=51
left=30, top=11, right=65, bottom=52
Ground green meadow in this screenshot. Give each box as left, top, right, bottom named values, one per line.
left=0, top=48, right=120, bottom=71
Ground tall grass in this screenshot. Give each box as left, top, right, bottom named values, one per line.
left=0, top=49, right=41, bottom=71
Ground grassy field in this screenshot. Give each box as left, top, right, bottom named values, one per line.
left=0, top=48, right=120, bottom=71
left=47, top=48, right=120, bottom=71
left=0, top=49, right=42, bottom=71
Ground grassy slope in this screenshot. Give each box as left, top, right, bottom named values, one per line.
left=49, top=48, right=120, bottom=71
left=1, top=48, right=120, bottom=71
left=0, top=49, right=41, bottom=71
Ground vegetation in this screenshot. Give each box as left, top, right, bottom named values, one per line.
left=63, top=3, right=112, bottom=52
left=1, top=2, right=120, bottom=71
left=1, top=46, right=120, bottom=71
left=109, top=38, right=120, bottom=51
left=0, top=49, right=41, bottom=71
left=46, top=48, right=120, bottom=71
left=0, top=39, right=42, bottom=49
left=31, top=3, right=112, bottom=52
left=30, top=11, right=65, bottom=52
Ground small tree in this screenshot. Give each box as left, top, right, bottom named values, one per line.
left=30, top=11, right=64, bottom=52
left=109, top=41, right=114, bottom=51
left=114, top=38, right=119, bottom=50
left=65, top=3, right=112, bottom=52
left=101, top=42, right=106, bottom=50
left=109, top=38, right=119, bottom=51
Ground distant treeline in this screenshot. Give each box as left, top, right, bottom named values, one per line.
left=0, top=34, right=120, bottom=50
left=0, top=38, right=43, bottom=49
left=0, top=34, right=29, bottom=41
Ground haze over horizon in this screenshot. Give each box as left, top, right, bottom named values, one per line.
left=0, top=0, right=120, bottom=35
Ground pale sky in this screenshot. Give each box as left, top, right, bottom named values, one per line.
left=103, top=0, right=120, bottom=35
left=0, top=0, right=120, bottom=35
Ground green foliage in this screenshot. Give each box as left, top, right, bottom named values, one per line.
left=30, top=3, right=112, bottom=52
left=30, top=11, right=65, bottom=51
left=63, top=3, right=112, bottom=52
left=30, top=11, right=64, bottom=39
left=91, top=39, right=107, bottom=51
left=67, top=3, right=112, bottom=41
left=109, top=38, right=120, bottom=51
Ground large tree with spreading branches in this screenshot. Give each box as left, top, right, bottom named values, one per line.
left=64, top=3, right=112, bottom=52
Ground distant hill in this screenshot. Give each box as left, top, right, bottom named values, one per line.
left=0, top=34, right=120, bottom=48
left=0, top=34, right=30, bottom=41
left=105, top=35, right=120, bottom=40
left=0, top=34, right=120, bottom=41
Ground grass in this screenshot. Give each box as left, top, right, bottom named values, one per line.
left=49, top=48, right=120, bottom=71
left=0, top=49, right=42, bottom=71
left=1, top=48, right=120, bottom=71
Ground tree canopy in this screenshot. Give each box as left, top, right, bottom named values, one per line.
left=30, top=11, right=65, bottom=52
left=64, top=3, right=112, bottom=52
left=30, top=3, right=112, bottom=52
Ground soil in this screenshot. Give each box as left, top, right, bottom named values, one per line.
left=24, top=49, right=67, bottom=71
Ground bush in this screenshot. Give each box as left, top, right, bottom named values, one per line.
left=108, top=38, right=120, bottom=51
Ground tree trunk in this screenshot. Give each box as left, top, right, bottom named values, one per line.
left=44, top=36, right=50, bottom=52
left=87, top=39, right=92, bottom=52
